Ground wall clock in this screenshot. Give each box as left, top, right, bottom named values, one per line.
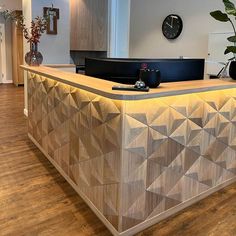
left=162, top=14, right=183, bottom=40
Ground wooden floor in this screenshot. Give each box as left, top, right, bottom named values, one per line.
left=0, top=84, right=236, bottom=236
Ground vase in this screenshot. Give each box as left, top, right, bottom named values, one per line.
left=25, top=42, right=43, bottom=66
left=229, top=61, right=236, bottom=80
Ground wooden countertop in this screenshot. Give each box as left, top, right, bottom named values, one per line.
left=21, top=65, right=236, bottom=100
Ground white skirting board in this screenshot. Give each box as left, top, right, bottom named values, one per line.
left=2, top=80, right=13, bottom=84
left=24, top=109, right=28, bottom=117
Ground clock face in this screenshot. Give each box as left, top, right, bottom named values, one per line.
left=162, top=14, right=183, bottom=40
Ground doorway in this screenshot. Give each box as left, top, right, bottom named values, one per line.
left=0, top=23, right=7, bottom=84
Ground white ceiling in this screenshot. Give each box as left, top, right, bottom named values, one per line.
left=0, top=0, right=22, bottom=10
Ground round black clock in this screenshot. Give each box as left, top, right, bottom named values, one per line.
left=162, top=14, right=183, bottom=40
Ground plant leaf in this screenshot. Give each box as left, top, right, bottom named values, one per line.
left=210, top=10, right=230, bottom=22
left=223, top=0, right=236, bottom=16
left=227, top=35, right=236, bottom=42
left=225, top=46, right=236, bottom=54
left=225, top=48, right=231, bottom=54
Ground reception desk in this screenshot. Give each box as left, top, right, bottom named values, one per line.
left=22, top=65, right=236, bottom=236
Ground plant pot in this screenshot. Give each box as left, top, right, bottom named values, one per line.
left=25, top=42, right=43, bottom=66
left=229, top=61, right=236, bottom=80
left=140, top=69, right=161, bottom=88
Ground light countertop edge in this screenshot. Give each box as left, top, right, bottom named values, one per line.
left=21, top=65, right=236, bottom=101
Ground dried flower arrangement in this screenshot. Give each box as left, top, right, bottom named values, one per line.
left=0, top=9, right=48, bottom=43
left=22, top=16, right=48, bottom=43
left=0, top=9, right=49, bottom=65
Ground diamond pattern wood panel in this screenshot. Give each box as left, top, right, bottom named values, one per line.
left=28, top=72, right=236, bottom=234
left=28, top=73, right=122, bottom=229
left=121, top=90, right=236, bottom=231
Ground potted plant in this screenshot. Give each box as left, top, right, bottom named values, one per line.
left=0, top=10, right=48, bottom=66
left=210, top=0, right=236, bottom=79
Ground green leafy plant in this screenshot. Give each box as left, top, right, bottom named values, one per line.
left=210, top=0, right=236, bottom=60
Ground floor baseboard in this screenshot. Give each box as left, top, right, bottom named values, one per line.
left=2, top=80, right=13, bottom=84
left=24, top=109, right=28, bottom=117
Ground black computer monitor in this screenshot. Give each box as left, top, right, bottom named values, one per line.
left=85, top=58, right=205, bottom=84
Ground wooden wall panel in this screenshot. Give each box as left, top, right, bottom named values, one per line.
left=70, top=0, right=108, bottom=51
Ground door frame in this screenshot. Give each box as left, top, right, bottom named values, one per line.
left=0, top=23, right=7, bottom=84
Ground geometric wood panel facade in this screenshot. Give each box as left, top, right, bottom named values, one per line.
left=27, top=72, right=236, bottom=235
left=28, top=73, right=122, bottom=230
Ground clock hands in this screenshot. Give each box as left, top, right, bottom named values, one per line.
left=165, top=22, right=173, bottom=28
left=171, top=16, right=174, bottom=28
left=166, top=15, right=178, bottom=28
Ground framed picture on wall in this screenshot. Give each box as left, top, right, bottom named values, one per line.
left=43, top=7, right=59, bottom=35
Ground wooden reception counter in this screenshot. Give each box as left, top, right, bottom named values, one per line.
left=22, top=65, right=236, bottom=236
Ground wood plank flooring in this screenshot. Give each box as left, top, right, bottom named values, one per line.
left=0, top=84, right=235, bottom=236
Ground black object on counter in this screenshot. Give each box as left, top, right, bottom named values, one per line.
left=140, top=69, right=161, bottom=88
left=112, top=85, right=149, bottom=92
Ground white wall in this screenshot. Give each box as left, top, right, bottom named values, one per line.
left=108, top=0, right=130, bottom=58
left=31, top=0, right=70, bottom=64
left=129, top=0, right=233, bottom=59
left=22, top=0, right=70, bottom=65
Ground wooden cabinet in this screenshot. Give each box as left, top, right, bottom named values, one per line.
left=70, top=0, right=108, bottom=51
left=12, top=11, right=24, bottom=86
